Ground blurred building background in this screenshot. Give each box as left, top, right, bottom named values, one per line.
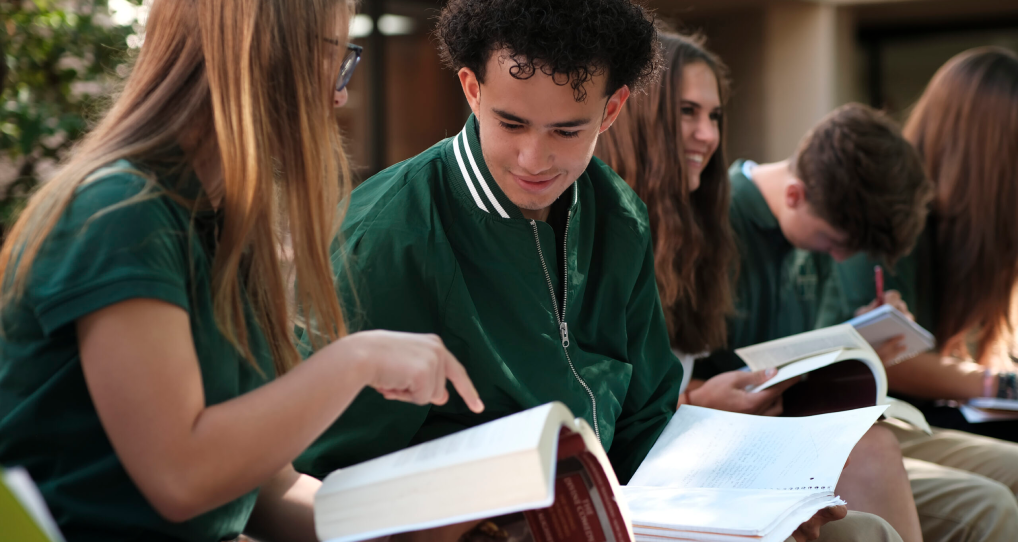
left=3, top=0, right=1018, bottom=203
left=345, top=0, right=1018, bottom=179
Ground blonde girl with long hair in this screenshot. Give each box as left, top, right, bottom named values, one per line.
left=0, top=1, right=482, bottom=540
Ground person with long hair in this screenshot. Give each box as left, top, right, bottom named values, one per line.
left=0, top=1, right=482, bottom=540
left=595, top=33, right=736, bottom=363
left=830, top=45, right=1018, bottom=482
left=596, top=32, right=1018, bottom=542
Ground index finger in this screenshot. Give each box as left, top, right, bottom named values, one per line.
left=443, top=353, right=485, bottom=413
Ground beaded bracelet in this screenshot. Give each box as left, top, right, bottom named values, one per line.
left=984, top=369, right=996, bottom=398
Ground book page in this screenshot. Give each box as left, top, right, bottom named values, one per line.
left=847, top=305, right=934, bottom=366
left=623, top=487, right=834, bottom=536
left=628, top=405, right=886, bottom=491
left=881, top=398, right=932, bottom=434
left=2, top=467, right=65, bottom=542
left=735, top=325, right=870, bottom=371
left=779, top=356, right=882, bottom=417
left=751, top=350, right=843, bottom=392
left=320, top=404, right=561, bottom=494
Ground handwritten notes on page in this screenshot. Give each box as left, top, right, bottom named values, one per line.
left=628, top=405, right=887, bottom=492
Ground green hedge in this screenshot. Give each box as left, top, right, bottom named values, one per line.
left=1, top=0, right=141, bottom=239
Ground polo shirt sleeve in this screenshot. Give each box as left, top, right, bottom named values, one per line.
left=607, top=235, right=682, bottom=484
left=28, top=171, right=190, bottom=336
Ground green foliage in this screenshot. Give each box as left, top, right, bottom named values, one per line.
left=1, top=0, right=141, bottom=237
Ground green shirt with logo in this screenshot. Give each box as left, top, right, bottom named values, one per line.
left=0, top=159, right=274, bottom=541
left=695, top=160, right=844, bottom=379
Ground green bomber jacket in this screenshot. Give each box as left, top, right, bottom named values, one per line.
left=295, top=115, right=682, bottom=484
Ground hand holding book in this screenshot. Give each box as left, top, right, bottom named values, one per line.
left=736, top=324, right=933, bottom=432
left=846, top=303, right=934, bottom=367
left=686, top=368, right=800, bottom=416
left=872, top=334, right=908, bottom=367
left=853, top=284, right=918, bottom=366
left=853, top=289, right=912, bottom=322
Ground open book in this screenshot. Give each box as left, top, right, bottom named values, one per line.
left=0, top=467, right=65, bottom=542
left=846, top=305, right=935, bottom=365
left=735, top=324, right=931, bottom=433
left=623, top=405, right=887, bottom=542
left=314, top=403, right=633, bottom=542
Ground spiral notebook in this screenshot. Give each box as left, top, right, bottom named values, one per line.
left=623, top=405, right=887, bottom=542
left=846, top=305, right=935, bottom=365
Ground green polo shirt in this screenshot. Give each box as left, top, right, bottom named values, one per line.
left=827, top=218, right=939, bottom=333
left=694, top=160, right=843, bottom=379
left=0, top=159, right=274, bottom=541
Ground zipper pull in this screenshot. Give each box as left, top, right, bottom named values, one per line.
left=559, top=322, right=570, bottom=348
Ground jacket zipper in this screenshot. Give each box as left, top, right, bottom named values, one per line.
left=529, top=212, right=601, bottom=442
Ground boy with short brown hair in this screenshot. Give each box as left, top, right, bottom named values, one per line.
left=694, top=103, right=1018, bottom=542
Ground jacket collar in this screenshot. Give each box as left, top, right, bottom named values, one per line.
left=729, top=160, right=780, bottom=232
left=448, top=114, right=578, bottom=220
left=729, top=159, right=795, bottom=254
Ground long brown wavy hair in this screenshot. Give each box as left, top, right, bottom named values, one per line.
left=595, top=32, right=736, bottom=354
left=0, top=0, right=353, bottom=375
left=905, top=46, right=1018, bottom=363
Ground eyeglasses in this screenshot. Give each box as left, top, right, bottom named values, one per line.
left=335, top=43, right=362, bottom=92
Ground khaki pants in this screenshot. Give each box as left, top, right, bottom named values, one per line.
left=803, top=511, right=903, bottom=542
left=885, top=422, right=1018, bottom=542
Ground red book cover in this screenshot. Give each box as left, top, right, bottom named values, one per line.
left=458, top=430, right=631, bottom=542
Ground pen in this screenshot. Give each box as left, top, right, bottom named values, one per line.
left=875, top=265, right=885, bottom=306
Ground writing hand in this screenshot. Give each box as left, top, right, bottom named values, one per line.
left=855, top=290, right=913, bottom=321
